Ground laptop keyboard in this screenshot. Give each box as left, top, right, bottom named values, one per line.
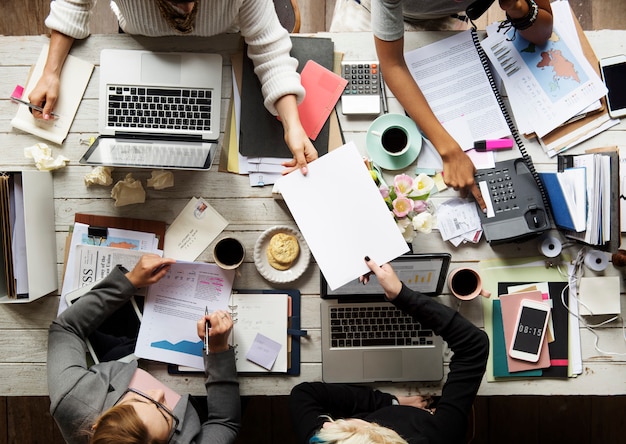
left=329, top=305, right=435, bottom=348
left=106, top=85, right=213, bottom=131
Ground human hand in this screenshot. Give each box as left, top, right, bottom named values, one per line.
left=196, top=310, right=233, bottom=353
left=359, top=256, right=402, bottom=300
left=440, top=145, right=486, bottom=211
left=396, top=394, right=434, bottom=410
left=124, top=255, right=176, bottom=288
left=281, top=124, right=318, bottom=175
left=28, top=72, right=60, bottom=120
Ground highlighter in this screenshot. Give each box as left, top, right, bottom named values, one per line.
left=474, top=139, right=514, bottom=152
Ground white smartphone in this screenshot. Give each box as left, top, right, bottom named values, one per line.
left=600, top=54, right=626, bottom=119
left=509, top=299, right=551, bottom=362
left=65, top=283, right=143, bottom=364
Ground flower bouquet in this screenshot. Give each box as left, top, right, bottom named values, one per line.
left=372, top=169, right=436, bottom=242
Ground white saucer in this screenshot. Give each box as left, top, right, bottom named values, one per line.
left=366, top=114, right=422, bottom=170
left=254, top=226, right=310, bottom=284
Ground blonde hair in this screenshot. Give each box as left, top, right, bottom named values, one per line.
left=312, top=418, right=409, bottom=444
left=89, top=403, right=163, bottom=444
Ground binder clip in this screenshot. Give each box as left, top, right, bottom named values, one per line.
left=87, top=226, right=108, bottom=245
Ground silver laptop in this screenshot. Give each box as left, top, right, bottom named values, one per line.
left=80, top=49, right=222, bottom=170
left=320, top=253, right=450, bottom=383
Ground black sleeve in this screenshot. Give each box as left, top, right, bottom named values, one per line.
left=392, top=284, right=490, bottom=444
left=289, top=382, right=396, bottom=444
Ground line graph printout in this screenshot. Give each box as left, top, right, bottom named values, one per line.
left=135, top=262, right=235, bottom=369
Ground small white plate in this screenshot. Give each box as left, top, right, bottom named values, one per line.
left=254, top=226, right=310, bottom=284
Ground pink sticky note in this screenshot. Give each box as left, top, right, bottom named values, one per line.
left=11, top=85, right=24, bottom=99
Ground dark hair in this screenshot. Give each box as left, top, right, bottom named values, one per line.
left=89, top=403, right=164, bottom=444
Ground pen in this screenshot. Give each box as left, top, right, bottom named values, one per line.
left=204, top=306, right=210, bottom=355
left=474, top=138, right=514, bottom=152
left=10, top=96, right=60, bottom=118
left=379, top=70, right=389, bottom=114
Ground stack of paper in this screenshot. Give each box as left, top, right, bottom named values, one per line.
left=481, top=1, right=613, bottom=154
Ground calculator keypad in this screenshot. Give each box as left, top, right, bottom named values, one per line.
left=342, top=62, right=380, bottom=97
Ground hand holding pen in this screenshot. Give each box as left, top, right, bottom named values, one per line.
left=197, top=309, right=233, bottom=354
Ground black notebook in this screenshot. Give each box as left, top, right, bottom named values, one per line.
left=239, top=36, right=334, bottom=158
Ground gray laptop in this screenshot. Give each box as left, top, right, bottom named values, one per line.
left=80, top=49, right=222, bottom=170
left=320, top=253, right=450, bottom=383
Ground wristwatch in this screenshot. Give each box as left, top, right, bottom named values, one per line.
left=506, top=0, right=539, bottom=31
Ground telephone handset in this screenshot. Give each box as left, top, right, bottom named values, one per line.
left=475, top=158, right=549, bottom=244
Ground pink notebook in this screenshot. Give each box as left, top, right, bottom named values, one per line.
left=499, top=290, right=551, bottom=373
left=298, top=60, right=347, bottom=140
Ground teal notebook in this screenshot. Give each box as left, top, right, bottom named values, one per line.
left=492, top=299, right=542, bottom=378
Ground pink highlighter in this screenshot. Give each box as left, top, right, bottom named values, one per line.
left=473, top=138, right=514, bottom=152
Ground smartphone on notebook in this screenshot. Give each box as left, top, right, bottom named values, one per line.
left=509, top=299, right=551, bottom=363
left=600, top=54, right=626, bottom=119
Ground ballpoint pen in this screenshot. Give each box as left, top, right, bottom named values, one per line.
left=10, top=96, right=60, bottom=118
left=204, top=306, right=210, bottom=355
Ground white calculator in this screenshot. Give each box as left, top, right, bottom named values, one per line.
left=340, top=61, right=381, bottom=115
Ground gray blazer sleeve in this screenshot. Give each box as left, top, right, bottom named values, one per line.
left=47, top=267, right=138, bottom=439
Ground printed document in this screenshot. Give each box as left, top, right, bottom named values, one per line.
left=403, top=30, right=510, bottom=150
left=135, top=262, right=235, bottom=369
left=481, top=4, right=607, bottom=137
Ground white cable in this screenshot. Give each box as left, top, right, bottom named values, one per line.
left=559, top=249, right=626, bottom=356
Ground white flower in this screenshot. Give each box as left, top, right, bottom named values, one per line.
left=396, top=218, right=416, bottom=242
left=411, top=173, right=435, bottom=198
left=412, top=211, right=435, bottom=234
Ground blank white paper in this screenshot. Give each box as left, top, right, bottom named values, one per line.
left=278, top=142, right=409, bottom=290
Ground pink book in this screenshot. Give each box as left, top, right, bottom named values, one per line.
left=499, top=290, right=551, bottom=372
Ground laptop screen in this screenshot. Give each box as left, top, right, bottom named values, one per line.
left=321, top=253, right=451, bottom=298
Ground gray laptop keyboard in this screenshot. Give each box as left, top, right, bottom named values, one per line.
left=107, top=85, right=213, bottom=131
left=330, top=305, right=435, bottom=348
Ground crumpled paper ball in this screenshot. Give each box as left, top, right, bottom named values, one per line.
left=111, top=173, right=146, bottom=207
left=84, top=166, right=114, bottom=187
left=24, top=143, right=70, bottom=171
left=146, top=170, right=174, bottom=190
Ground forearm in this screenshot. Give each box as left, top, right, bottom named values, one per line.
left=203, top=348, right=240, bottom=441
left=275, top=94, right=303, bottom=136
left=43, top=30, right=74, bottom=78
left=374, top=36, right=462, bottom=160
left=501, top=0, right=553, bottom=44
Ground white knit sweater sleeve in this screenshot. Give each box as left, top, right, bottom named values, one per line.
left=238, top=0, right=305, bottom=115
left=45, top=0, right=94, bottom=40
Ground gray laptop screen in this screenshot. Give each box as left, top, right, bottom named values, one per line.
left=321, top=253, right=451, bottom=298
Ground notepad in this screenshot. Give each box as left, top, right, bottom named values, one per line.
left=230, top=292, right=289, bottom=372
left=11, top=44, right=94, bottom=145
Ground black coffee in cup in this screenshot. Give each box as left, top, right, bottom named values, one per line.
left=214, top=238, right=245, bottom=268
left=381, top=126, right=408, bottom=154
left=450, top=269, right=479, bottom=296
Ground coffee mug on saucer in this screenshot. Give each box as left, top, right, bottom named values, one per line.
left=366, top=114, right=421, bottom=170
left=448, top=267, right=491, bottom=301
left=213, top=237, right=245, bottom=269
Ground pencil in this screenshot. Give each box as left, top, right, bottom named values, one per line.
left=204, top=306, right=210, bottom=355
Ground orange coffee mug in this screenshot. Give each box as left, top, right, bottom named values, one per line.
left=447, top=267, right=491, bottom=301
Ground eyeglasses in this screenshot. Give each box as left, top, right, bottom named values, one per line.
left=114, top=387, right=180, bottom=443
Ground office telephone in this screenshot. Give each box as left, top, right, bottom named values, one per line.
left=475, top=158, right=549, bottom=244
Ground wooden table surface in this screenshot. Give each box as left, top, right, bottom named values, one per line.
left=0, top=31, right=624, bottom=397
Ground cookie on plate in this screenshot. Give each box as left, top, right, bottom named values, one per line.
left=266, top=232, right=300, bottom=270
